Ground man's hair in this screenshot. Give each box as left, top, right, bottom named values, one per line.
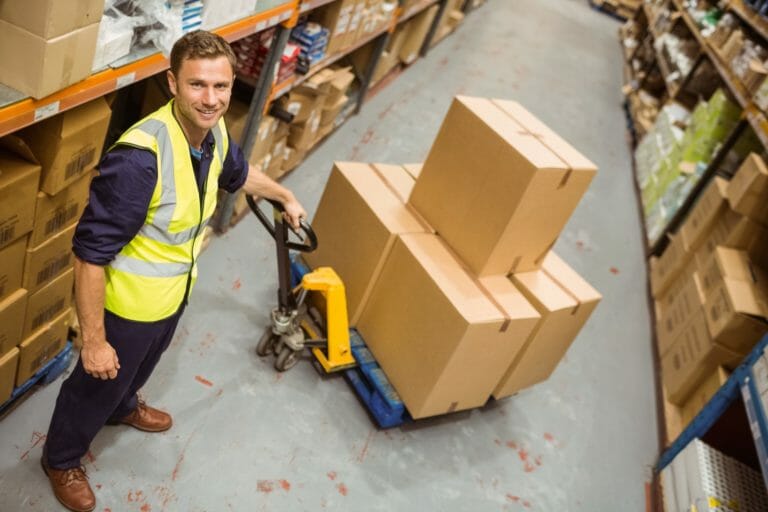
left=169, top=30, right=237, bottom=76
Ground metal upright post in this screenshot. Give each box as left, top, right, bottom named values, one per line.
left=355, top=31, right=390, bottom=113
left=214, top=5, right=299, bottom=233
left=419, top=0, right=449, bottom=57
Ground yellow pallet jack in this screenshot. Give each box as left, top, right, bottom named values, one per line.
left=248, top=196, right=356, bottom=373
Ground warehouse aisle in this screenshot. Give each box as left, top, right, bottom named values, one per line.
left=0, top=1, right=657, bottom=510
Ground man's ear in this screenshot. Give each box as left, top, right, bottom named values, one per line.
left=167, top=70, right=178, bottom=96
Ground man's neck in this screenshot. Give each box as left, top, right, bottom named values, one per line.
left=172, top=101, right=206, bottom=151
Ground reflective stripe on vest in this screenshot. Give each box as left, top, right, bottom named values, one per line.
left=104, top=100, right=228, bottom=321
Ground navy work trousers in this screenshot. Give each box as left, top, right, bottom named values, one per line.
left=45, top=306, right=184, bottom=469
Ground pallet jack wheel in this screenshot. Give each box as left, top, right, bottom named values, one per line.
left=256, top=329, right=277, bottom=357
left=275, top=346, right=300, bottom=372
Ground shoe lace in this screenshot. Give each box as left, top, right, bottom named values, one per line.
left=59, top=466, right=88, bottom=486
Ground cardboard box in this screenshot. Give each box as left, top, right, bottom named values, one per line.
left=656, top=275, right=705, bottom=356
left=693, top=207, right=768, bottom=270
left=0, top=289, right=27, bottom=357
left=16, top=308, right=69, bottom=386
left=264, top=137, right=288, bottom=180
left=704, top=277, right=768, bottom=354
left=0, top=236, right=27, bottom=303
left=402, top=163, right=423, bottom=180
left=320, top=94, right=348, bottom=126
left=0, top=0, right=103, bottom=39
left=493, top=251, right=601, bottom=397
left=727, top=153, right=768, bottom=225
left=679, top=177, right=728, bottom=252
left=0, top=138, right=42, bottom=251
left=304, top=162, right=430, bottom=325
left=650, top=235, right=691, bottom=298
left=398, top=5, right=439, bottom=65
left=23, top=268, right=73, bottom=339
left=288, top=110, right=322, bottom=152
left=680, top=366, right=729, bottom=426
left=327, top=67, right=355, bottom=106
left=23, top=223, right=76, bottom=295
left=0, top=20, right=100, bottom=99
left=663, top=389, right=684, bottom=446
left=281, top=87, right=326, bottom=124
left=698, top=246, right=768, bottom=298
left=18, top=97, right=111, bottom=194
left=662, top=309, right=743, bottom=405
left=357, top=233, right=518, bottom=418
left=313, top=0, right=356, bottom=55
left=0, top=347, right=20, bottom=405
left=30, top=171, right=91, bottom=247
left=281, top=146, right=306, bottom=173
left=370, top=163, right=416, bottom=203
left=409, top=97, right=597, bottom=276
left=225, top=101, right=277, bottom=164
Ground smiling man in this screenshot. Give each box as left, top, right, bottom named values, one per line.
left=41, top=31, right=306, bottom=512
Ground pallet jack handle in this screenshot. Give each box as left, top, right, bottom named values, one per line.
left=247, top=195, right=317, bottom=252
left=248, top=195, right=317, bottom=312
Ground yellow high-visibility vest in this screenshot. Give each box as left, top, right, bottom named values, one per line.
left=104, top=100, right=228, bottom=321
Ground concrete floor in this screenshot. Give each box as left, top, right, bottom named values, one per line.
left=0, top=1, right=658, bottom=510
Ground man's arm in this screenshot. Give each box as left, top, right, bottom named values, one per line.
left=241, top=163, right=307, bottom=229
left=74, top=257, right=120, bottom=380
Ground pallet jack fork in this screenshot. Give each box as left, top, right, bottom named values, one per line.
left=248, top=195, right=356, bottom=372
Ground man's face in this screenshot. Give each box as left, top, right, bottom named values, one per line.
left=167, top=56, right=233, bottom=137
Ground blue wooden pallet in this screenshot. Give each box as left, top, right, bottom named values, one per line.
left=0, top=341, right=73, bottom=415
left=345, top=330, right=409, bottom=429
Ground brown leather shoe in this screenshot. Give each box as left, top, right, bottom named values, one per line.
left=41, top=457, right=96, bottom=512
left=116, top=400, right=172, bottom=432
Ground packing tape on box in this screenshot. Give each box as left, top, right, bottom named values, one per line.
left=489, top=99, right=575, bottom=188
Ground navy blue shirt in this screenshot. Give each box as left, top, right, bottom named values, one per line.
left=74, top=129, right=249, bottom=265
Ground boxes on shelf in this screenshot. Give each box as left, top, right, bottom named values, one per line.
left=0, top=289, right=28, bottom=357
left=661, top=308, right=742, bottom=405
left=291, top=22, right=330, bottom=65
left=679, top=176, right=728, bottom=252
left=0, top=0, right=104, bottom=39
left=656, top=272, right=705, bottom=356
left=650, top=234, right=690, bottom=298
left=430, top=0, right=464, bottom=47
left=356, top=233, right=529, bottom=419
left=0, top=348, right=20, bottom=404
left=0, top=237, right=27, bottom=303
left=312, top=0, right=356, bottom=56
left=264, top=136, right=288, bottom=180
left=23, top=268, right=74, bottom=339
left=727, top=153, right=768, bottom=225
left=493, top=251, right=601, bottom=398
left=288, top=109, right=322, bottom=153
left=679, top=366, right=729, bottom=427
left=16, top=308, right=70, bottom=386
left=225, top=102, right=279, bottom=165
left=398, top=4, right=439, bottom=65
left=0, top=19, right=100, bottom=99
left=18, top=97, right=111, bottom=195
left=0, top=138, right=41, bottom=251
left=409, top=96, right=597, bottom=276
left=23, top=223, right=77, bottom=296
left=693, top=207, right=768, bottom=271
left=30, top=171, right=92, bottom=247
left=304, top=162, right=429, bottom=325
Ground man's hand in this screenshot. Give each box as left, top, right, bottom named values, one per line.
left=81, top=340, right=121, bottom=380
left=282, top=197, right=307, bottom=231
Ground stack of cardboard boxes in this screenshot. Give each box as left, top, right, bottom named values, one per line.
left=310, top=0, right=395, bottom=59
left=0, top=97, right=111, bottom=405
left=655, top=153, right=768, bottom=442
left=0, top=0, right=104, bottom=98
left=305, top=96, right=601, bottom=419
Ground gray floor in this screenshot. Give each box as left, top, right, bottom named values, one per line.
left=0, top=1, right=658, bottom=510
